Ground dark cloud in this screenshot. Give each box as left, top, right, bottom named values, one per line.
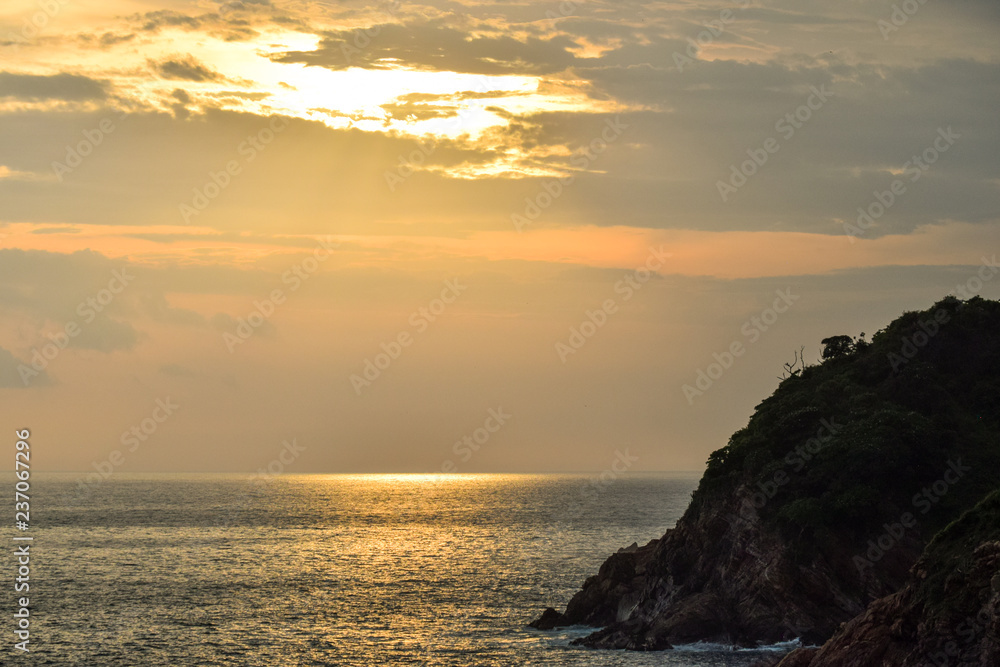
left=0, top=88, right=994, bottom=240
left=140, top=292, right=206, bottom=326
left=0, top=0, right=996, bottom=240
left=381, top=99, right=461, bottom=122
left=121, top=3, right=301, bottom=42
left=77, top=31, right=137, bottom=47
left=272, top=21, right=586, bottom=74
left=0, top=249, right=139, bottom=352
left=133, top=9, right=203, bottom=32
left=0, top=249, right=200, bottom=353
left=100, top=32, right=136, bottom=46
left=734, top=7, right=860, bottom=25
left=151, top=55, right=225, bottom=82
left=170, top=88, right=193, bottom=119
left=205, top=90, right=272, bottom=100
left=0, top=73, right=106, bottom=101
left=218, top=0, right=276, bottom=15
left=70, top=316, right=140, bottom=353
left=30, top=226, right=81, bottom=235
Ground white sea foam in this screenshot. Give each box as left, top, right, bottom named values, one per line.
left=673, top=637, right=805, bottom=653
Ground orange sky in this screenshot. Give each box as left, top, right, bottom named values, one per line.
left=0, top=0, right=998, bottom=473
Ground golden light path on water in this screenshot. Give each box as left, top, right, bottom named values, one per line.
left=34, top=472, right=787, bottom=664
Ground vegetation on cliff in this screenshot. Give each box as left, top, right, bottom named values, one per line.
left=772, top=488, right=1000, bottom=666
left=694, top=295, right=1000, bottom=564
left=533, top=296, right=1000, bottom=650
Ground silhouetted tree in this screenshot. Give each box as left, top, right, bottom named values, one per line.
left=820, top=335, right=854, bottom=359
left=779, top=345, right=807, bottom=379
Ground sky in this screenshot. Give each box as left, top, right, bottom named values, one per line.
left=0, top=0, right=997, bottom=474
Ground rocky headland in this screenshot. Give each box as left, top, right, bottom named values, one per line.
left=531, top=296, right=1000, bottom=657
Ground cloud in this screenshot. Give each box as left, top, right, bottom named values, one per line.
left=140, top=292, right=206, bottom=326
left=271, top=21, right=590, bottom=75
left=0, top=73, right=106, bottom=101
left=211, top=311, right=276, bottom=338
left=0, top=1, right=996, bottom=242
left=0, top=166, right=55, bottom=182
left=151, top=55, right=226, bottom=82
left=122, top=3, right=297, bottom=42
left=70, top=316, right=140, bottom=353
left=0, top=346, right=50, bottom=388
left=170, top=88, right=193, bottom=119
left=0, top=249, right=200, bottom=353
left=159, top=363, right=198, bottom=377
left=29, top=225, right=81, bottom=234
left=132, top=9, right=203, bottom=32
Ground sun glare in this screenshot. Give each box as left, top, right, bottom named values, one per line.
left=6, top=23, right=606, bottom=143
left=0, top=16, right=624, bottom=179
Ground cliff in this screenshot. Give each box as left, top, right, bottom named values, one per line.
left=531, top=296, right=1000, bottom=650
left=771, top=489, right=1000, bottom=666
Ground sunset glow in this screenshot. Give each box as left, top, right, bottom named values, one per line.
left=0, top=0, right=997, bottom=475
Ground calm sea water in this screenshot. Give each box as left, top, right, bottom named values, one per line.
left=8, top=473, right=797, bottom=665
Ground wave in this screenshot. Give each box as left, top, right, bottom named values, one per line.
left=671, top=638, right=806, bottom=653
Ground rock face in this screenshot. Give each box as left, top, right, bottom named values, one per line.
left=776, top=490, right=1000, bottom=667
left=554, top=479, right=919, bottom=649
left=531, top=297, right=1000, bottom=651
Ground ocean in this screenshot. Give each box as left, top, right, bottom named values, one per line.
left=11, top=472, right=798, bottom=665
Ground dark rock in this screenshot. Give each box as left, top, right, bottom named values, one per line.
left=528, top=607, right=563, bottom=630
left=771, top=648, right=820, bottom=667
left=784, top=491, right=1000, bottom=667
